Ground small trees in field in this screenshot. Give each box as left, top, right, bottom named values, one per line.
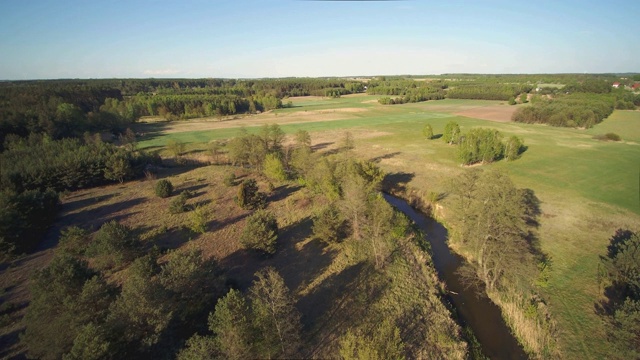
left=454, top=128, right=525, bottom=165
left=504, top=135, right=525, bottom=161
left=422, top=124, right=434, bottom=140
left=457, top=128, right=504, bottom=165
left=442, top=121, right=461, bottom=144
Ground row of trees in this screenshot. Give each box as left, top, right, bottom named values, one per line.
left=446, top=84, right=533, bottom=101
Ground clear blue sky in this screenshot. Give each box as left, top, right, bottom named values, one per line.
left=0, top=0, right=638, bottom=79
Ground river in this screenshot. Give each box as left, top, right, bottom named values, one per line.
left=384, top=194, right=528, bottom=360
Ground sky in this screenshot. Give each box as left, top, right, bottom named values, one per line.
left=0, top=0, right=638, bottom=79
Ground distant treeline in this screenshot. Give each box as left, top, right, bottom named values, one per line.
left=367, top=79, right=446, bottom=104
left=0, top=78, right=366, bottom=146
left=446, top=84, right=533, bottom=101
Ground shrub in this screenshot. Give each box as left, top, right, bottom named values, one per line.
left=169, top=192, right=189, bottom=214
left=594, top=133, right=622, bottom=141
left=57, top=226, right=91, bottom=256
left=263, top=153, right=287, bottom=182
left=235, top=179, right=266, bottom=210
left=155, top=179, right=173, bottom=198
left=240, top=210, right=278, bottom=255
left=312, top=205, right=345, bottom=243
left=187, top=206, right=209, bottom=234
left=422, top=124, right=434, bottom=140
left=223, top=172, right=236, bottom=187
left=87, top=220, right=140, bottom=270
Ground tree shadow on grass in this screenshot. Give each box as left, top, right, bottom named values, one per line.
left=0, top=327, right=25, bottom=360
left=299, top=261, right=388, bottom=357
left=269, top=184, right=302, bottom=203
left=595, top=229, right=637, bottom=317
left=369, top=152, right=401, bottom=163
left=219, top=216, right=337, bottom=296
left=431, top=134, right=443, bottom=140
left=382, top=171, right=415, bottom=193
left=311, top=142, right=334, bottom=151
left=62, top=193, right=120, bottom=213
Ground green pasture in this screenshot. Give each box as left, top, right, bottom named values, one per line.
left=137, top=96, right=640, bottom=359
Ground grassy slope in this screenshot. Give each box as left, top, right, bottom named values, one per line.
left=137, top=95, right=640, bottom=359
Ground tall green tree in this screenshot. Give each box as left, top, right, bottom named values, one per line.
left=448, top=169, right=539, bottom=292
left=208, top=289, right=254, bottom=359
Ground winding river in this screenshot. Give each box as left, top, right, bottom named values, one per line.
left=384, top=194, right=528, bottom=360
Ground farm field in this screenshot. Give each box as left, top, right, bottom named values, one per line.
left=137, top=94, right=640, bottom=359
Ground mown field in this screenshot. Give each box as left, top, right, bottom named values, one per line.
left=137, top=94, right=640, bottom=359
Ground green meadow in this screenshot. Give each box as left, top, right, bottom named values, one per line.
left=138, top=96, right=640, bottom=359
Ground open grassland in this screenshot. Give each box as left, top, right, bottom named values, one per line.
left=137, top=94, right=640, bottom=359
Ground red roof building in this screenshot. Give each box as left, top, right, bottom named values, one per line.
left=612, top=82, right=621, bottom=88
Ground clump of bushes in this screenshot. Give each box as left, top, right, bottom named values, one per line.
left=155, top=179, right=173, bottom=198
left=593, top=133, right=622, bottom=141
left=240, top=210, right=278, bottom=255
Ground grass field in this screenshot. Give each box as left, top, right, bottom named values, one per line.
left=134, top=95, right=639, bottom=358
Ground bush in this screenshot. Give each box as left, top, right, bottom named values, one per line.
left=169, top=191, right=190, bottom=214
left=240, top=210, right=278, bottom=255
left=57, top=226, right=91, bottom=256
left=235, top=179, right=266, bottom=210
left=187, top=206, right=209, bottom=234
left=422, top=124, right=434, bottom=139
left=312, top=205, right=345, bottom=243
left=223, top=172, right=236, bottom=187
left=155, top=179, right=173, bottom=198
left=87, top=220, right=140, bottom=269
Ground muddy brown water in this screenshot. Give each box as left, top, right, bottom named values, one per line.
left=384, top=194, right=528, bottom=360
